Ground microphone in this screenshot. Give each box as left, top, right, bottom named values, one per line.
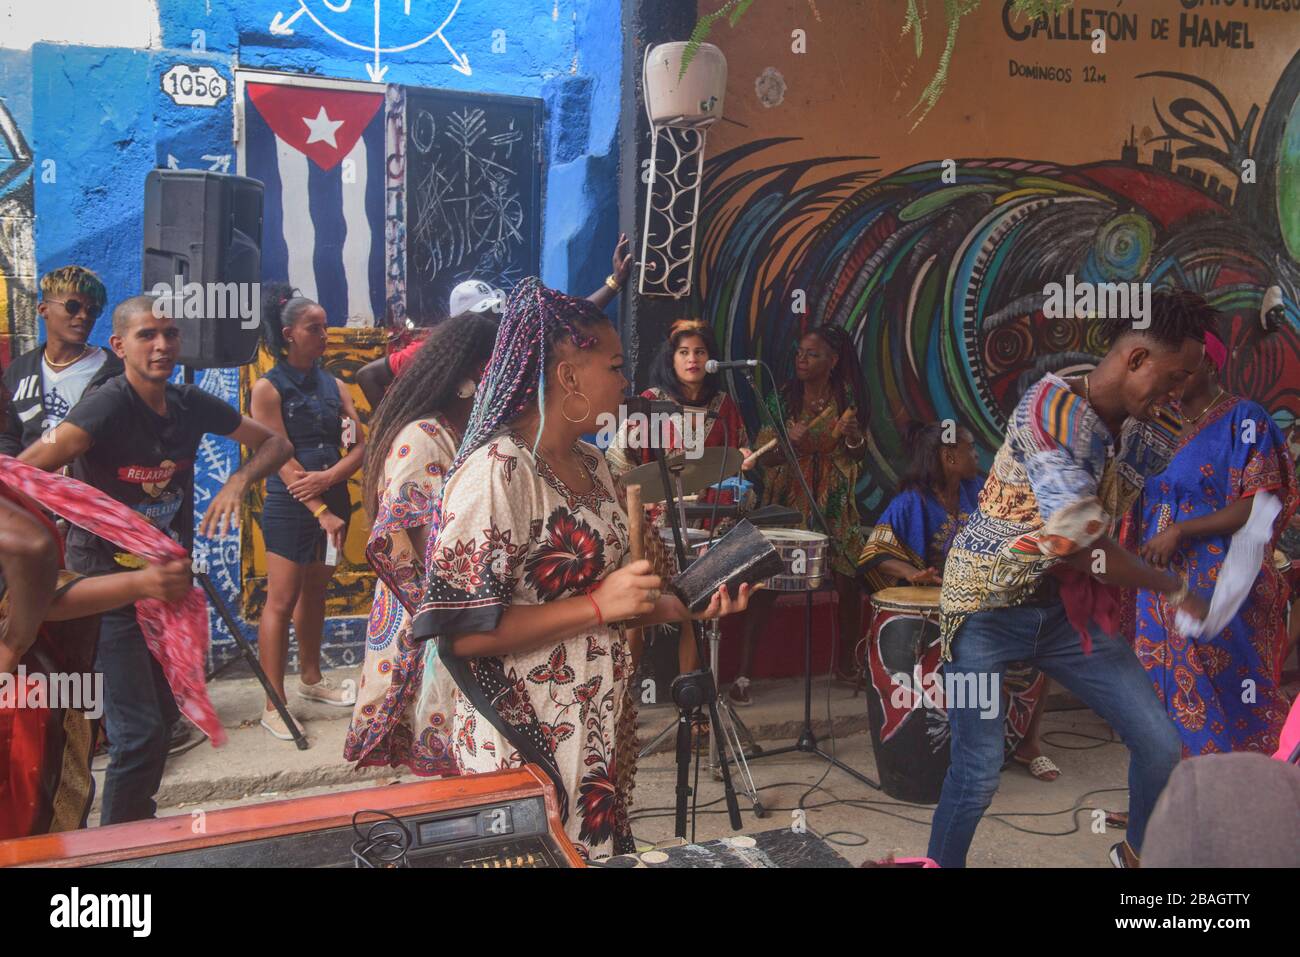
left=704, top=358, right=759, bottom=373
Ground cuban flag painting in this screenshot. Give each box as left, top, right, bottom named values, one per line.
left=241, top=77, right=386, bottom=326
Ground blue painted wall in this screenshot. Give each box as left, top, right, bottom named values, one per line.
left=8, top=0, right=624, bottom=666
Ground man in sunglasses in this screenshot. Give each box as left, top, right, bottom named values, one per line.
left=0, top=266, right=123, bottom=456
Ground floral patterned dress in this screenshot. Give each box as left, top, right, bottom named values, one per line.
left=413, top=432, right=636, bottom=860
left=344, top=416, right=461, bottom=776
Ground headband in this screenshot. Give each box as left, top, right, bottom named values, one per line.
left=1204, top=331, right=1227, bottom=373
left=670, top=318, right=708, bottom=337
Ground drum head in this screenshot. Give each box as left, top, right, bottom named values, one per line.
left=871, top=586, right=941, bottom=612
left=759, top=528, right=828, bottom=544
left=659, top=527, right=712, bottom=545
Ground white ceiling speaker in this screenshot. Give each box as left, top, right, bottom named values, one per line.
left=643, top=41, right=728, bottom=129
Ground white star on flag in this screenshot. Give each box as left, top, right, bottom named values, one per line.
left=302, top=106, right=345, bottom=148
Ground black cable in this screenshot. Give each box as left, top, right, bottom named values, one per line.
left=350, top=809, right=411, bottom=868
left=630, top=773, right=1136, bottom=841
left=1040, top=727, right=1117, bottom=749
left=691, top=711, right=702, bottom=844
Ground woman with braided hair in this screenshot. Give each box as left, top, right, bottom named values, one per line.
left=344, top=314, right=499, bottom=775
left=413, top=278, right=754, bottom=860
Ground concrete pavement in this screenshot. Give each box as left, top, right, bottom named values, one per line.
left=93, top=669, right=1136, bottom=867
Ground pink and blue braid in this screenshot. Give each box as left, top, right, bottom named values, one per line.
left=445, top=277, right=607, bottom=484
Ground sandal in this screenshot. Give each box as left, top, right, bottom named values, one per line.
left=1013, top=754, right=1061, bottom=782
left=728, top=677, right=753, bottom=707
left=1105, top=810, right=1129, bottom=829
left=692, top=715, right=711, bottom=752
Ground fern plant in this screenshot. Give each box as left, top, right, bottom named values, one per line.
left=680, top=0, right=1076, bottom=130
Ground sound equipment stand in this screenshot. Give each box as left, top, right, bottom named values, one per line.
left=655, top=451, right=743, bottom=840
left=201, top=572, right=309, bottom=751
left=729, top=365, right=879, bottom=791
left=183, top=365, right=308, bottom=751
left=703, top=616, right=766, bottom=817
left=743, top=588, right=877, bottom=789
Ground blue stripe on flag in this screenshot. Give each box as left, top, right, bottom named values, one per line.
left=363, top=109, right=386, bottom=323
left=244, top=99, right=288, bottom=284
left=308, top=159, right=349, bottom=326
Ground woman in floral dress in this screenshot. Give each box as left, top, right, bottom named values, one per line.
left=413, top=279, right=753, bottom=860
left=344, top=316, right=499, bottom=775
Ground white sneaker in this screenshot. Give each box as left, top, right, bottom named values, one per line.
left=297, top=675, right=356, bottom=707
left=261, top=707, right=308, bottom=743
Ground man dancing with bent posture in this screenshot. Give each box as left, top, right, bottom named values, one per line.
left=930, top=291, right=1215, bottom=868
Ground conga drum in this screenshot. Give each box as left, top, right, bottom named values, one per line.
left=864, top=588, right=1046, bottom=804
left=864, top=588, right=948, bottom=803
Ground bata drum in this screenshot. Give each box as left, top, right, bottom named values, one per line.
left=759, top=529, right=828, bottom=592
left=864, top=587, right=1046, bottom=804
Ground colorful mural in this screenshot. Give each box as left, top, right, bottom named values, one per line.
left=697, top=6, right=1300, bottom=522
left=0, top=94, right=36, bottom=366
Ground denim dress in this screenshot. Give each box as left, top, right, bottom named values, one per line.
left=262, top=361, right=350, bottom=562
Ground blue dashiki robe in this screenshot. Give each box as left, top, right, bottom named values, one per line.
left=1128, top=396, right=1298, bottom=756
left=860, top=478, right=984, bottom=592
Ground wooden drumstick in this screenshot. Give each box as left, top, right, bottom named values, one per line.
left=742, top=438, right=777, bottom=469
left=831, top=406, right=855, bottom=439
left=626, top=484, right=644, bottom=563
left=624, top=483, right=646, bottom=671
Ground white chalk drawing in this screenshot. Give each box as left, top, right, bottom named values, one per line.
left=410, top=106, right=526, bottom=284
left=269, top=0, right=471, bottom=82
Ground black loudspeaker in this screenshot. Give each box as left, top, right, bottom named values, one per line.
left=142, top=169, right=264, bottom=368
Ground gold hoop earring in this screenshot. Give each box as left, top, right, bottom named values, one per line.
left=561, top=390, right=591, bottom=424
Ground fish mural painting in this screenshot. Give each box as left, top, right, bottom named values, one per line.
left=698, top=54, right=1300, bottom=522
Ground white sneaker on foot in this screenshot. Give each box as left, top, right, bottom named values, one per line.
left=297, top=675, right=356, bottom=707
left=261, top=707, right=308, bottom=743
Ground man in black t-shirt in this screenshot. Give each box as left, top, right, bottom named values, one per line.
left=21, top=294, right=292, bottom=825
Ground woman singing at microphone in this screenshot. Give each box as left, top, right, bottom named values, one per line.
left=733, top=324, right=867, bottom=705
left=607, top=319, right=750, bottom=475
left=413, top=279, right=753, bottom=861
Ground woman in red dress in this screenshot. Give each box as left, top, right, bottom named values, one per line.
left=607, top=319, right=752, bottom=681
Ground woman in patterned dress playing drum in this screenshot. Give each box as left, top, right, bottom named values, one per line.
left=412, top=279, right=755, bottom=861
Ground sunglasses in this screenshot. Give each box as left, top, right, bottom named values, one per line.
left=45, top=298, right=103, bottom=320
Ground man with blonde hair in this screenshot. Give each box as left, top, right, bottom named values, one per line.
left=0, top=265, right=122, bottom=455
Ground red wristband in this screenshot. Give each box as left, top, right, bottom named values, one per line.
left=586, top=590, right=604, bottom=628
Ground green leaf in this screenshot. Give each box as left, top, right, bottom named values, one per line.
left=680, top=0, right=750, bottom=78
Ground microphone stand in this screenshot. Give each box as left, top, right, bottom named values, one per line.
left=730, top=364, right=879, bottom=791
left=641, top=405, right=742, bottom=839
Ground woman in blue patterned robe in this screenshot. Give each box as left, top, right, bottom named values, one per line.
left=1127, top=336, right=1298, bottom=755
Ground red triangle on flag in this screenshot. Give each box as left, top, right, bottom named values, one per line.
left=247, top=83, right=383, bottom=171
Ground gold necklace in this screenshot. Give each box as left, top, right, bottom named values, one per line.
left=43, top=344, right=92, bottom=369
left=1186, top=387, right=1225, bottom=425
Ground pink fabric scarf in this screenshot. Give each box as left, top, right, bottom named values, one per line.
left=0, top=456, right=224, bottom=746
left=1052, top=563, right=1121, bottom=655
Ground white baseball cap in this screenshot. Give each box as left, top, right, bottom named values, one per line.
left=449, top=279, right=505, bottom=317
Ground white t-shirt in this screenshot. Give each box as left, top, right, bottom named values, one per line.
left=41, top=347, right=109, bottom=432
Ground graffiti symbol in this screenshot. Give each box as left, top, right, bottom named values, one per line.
left=269, top=0, right=470, bottom=82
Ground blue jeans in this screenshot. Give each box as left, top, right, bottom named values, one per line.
left=95, top=607, right=179, bottom=825
left=926, top=602, right=1181, bottom=867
